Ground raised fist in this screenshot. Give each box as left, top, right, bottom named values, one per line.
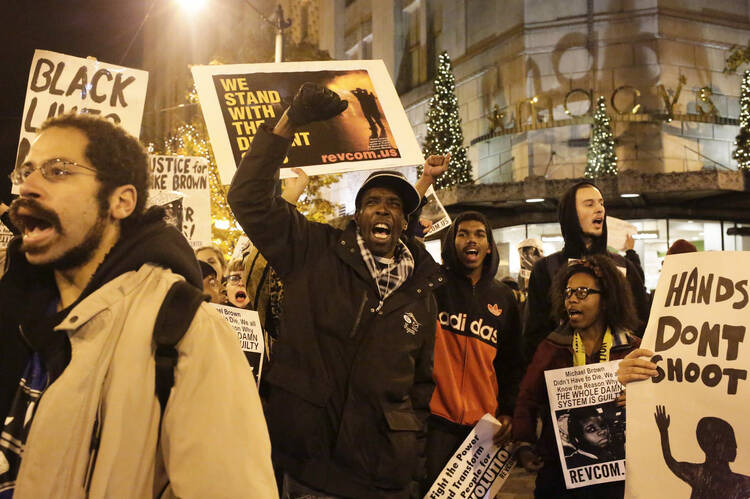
left=287, top=82, right=348, bottom=126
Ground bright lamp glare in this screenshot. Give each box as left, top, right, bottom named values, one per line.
left=175, top=0, right=207, bottom=13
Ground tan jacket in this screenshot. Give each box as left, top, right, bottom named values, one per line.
left=14, top=264, right=277, bottom=498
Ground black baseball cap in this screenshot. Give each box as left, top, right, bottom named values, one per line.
left=355, top=170, right=420, bottom=215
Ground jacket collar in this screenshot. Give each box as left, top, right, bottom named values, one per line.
left=547, top=324, right=635, bottom=351
left=336, top=221, right=443, bottom=311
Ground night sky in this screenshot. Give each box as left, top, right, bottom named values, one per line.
left=0, top=0, right=149, bottom=204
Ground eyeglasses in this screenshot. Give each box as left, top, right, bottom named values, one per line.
left=564, top=286, right=602, bottom=300
left=226, top=274, right=243, bottom=284
left=10, top=158, right=98, bottom=185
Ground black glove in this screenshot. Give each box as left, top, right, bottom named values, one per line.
left=287, top=82, right=348, bottom=126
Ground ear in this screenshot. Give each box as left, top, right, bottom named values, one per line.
left=402, top=219, right=408, bottom=230
left=354, top=210, right=360, bottom=226
left=486, top=247, right=492, bottom=254
left=108, top=184, right=137, bottom=221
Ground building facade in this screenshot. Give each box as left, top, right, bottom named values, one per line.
left=308, top=0, right=750, bottom=288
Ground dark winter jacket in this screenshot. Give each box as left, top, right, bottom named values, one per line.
left=227, top=127, right=443, bottom=499
left=0, top=208, right=203, bottom=424
left=512, top=325, right=640, bottom=495
left=523, top=181, right=649, bottom=361
left=429, top=211, right=523, bottom=426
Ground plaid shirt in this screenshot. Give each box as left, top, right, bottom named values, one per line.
left=356, top=231, right=414, bottom=308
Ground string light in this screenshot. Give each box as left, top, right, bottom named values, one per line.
left=733, top=70, right=750, bottom=170
left=420, top=51, right=473, bottom=189
left=585, top=96, right=618, bottom=178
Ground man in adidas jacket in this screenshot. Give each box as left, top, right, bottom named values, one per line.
left=0, top=114, right=276, bottom=498
left=420, top=210, right=523, bottom=490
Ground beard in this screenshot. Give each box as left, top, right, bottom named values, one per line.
left=9, top=196, right=109, bottom=271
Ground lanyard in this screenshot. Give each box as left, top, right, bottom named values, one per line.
left=572, top=327, right=613, bottom=366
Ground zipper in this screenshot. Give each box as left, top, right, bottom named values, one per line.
left=83, top=401, right=103, bottom=494
left=348, top=291, right=368, bottom=338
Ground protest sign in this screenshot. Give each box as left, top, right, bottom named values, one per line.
left=422, top=185, right=451, bottom=238
left=191, top=60, right=423, bottom=183
left=17, top=49, right=148, bottom=168
left=425, top=414, right=517, bottom=499
left=544, top=361, right=626, bottom=489
left=0, top=224, right=13, bottom=250
left=212, top=304, right=264, bottom=385
left=606, top=216, right=637, bottom=251
left=148, top=155, right=211, bottom=247
left=626, top=251, right=750, bottom=498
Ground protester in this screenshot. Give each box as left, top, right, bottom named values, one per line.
left=195, top=243, right=227, bottom=280
left=414, top=210, right=523, bottom=492
left=226, top=259, right=250, bottom=308
left=0, top=114, right=276, bottom=497
left=523, top=181, right=649, bottom=362
left=517, top=237, right=544, bottom=293
left=198, top=259, right=225, bottom=304
left=227, top=82, right=448, bottom=498
left=666, top=238, right=697, bottom=256
left=513, top=254, right=640, bottom=498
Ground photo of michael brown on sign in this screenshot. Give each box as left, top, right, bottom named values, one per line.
left=192, top=60, right=423, bottom=184
left=545, top=361, right=627, bottom=489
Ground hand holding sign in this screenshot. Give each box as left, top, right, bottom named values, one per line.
left=287, top=82, right=348, bottom=126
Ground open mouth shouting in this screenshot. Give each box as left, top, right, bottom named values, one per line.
left=463, top=246, right=480, bottom=263
left=372, top=222, right=392, bottom=241
left=230, top=289, right=249, bottom=307
left=591, top=217, right=603, bottom=230
left=9, top=199, right=61, bottom=250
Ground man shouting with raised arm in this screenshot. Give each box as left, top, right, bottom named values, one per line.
left=228, top=83, right=448, bottom=498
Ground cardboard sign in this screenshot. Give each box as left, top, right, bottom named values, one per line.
left=425, top=414, right=517, bottom=498
left=211, top=304, right=264, bottom=386
left=625, top=252, right=750, bottom=498
left=191, top=60, right=423, bottom=183
left=545, top=361, right=626, bottom=489
left=422, top=185, right=451, bottom=238
left=17, top=49, right=148, bottom=168
left=148, top=155, right=211, bottom=248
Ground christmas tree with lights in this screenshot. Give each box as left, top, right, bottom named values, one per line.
left=585, top=96, right=618, bottom=178
left=421, top=51, right=473, bottom=189
left=733, top=70, right=750, bottom=170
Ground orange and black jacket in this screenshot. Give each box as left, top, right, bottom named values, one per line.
left=429, top=211, right=523, bottom=426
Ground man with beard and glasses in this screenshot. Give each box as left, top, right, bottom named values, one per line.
left=523, top=181, right=649, bottom=364
left=0, top=114, right=276, bottom=498
left=227, top=82, right=448, bottom=498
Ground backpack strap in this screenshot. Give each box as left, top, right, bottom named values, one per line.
left=153, top=279, right=207, bottom=416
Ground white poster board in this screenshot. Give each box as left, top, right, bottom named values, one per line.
left=17, top=49, right=148, bottom=167
left=626, top=251, right=750, bottom=498
left=422, top=185, right=451, bottom=238
left=607, top=216, right=637, bottom=252
left=424, top=414, right=517, bottom=498
left=211, top=305, right=264, bottom=385
left=191, top=59, right=423, bottom=183
left=545, top=361, right=626, bottom=489
left=148, top=155, right=211, bottom=248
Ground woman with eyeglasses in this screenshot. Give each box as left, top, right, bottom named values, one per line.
left=512, top=254, right=641, bottom=498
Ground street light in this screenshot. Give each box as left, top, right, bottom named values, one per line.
left=175, top=0, right=208, bottom=13
left=177, top=0, right=291, bottom=63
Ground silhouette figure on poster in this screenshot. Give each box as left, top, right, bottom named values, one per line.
left=655, top=405, right=750, bottom=499
left=351, top=88, right=385, bottom=138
